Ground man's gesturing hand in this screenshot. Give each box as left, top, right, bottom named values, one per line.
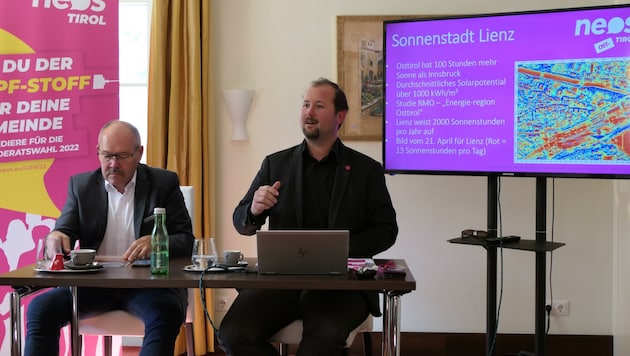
left=250, top=181, right=282, bottom=216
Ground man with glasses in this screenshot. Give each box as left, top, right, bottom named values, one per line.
left=24, top=120, right=194, bottom=356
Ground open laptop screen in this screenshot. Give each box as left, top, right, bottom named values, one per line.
left=256, top=230, right=349, bottom=275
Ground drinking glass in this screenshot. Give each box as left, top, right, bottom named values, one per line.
left=36, top=237, right=62, bottom=269
left=191, top=239, right=216, bottom=270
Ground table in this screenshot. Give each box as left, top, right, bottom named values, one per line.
left=0, top=257, right=415, bottom=356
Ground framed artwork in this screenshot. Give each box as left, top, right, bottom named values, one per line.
left=336, top=15, right=422, bottom=141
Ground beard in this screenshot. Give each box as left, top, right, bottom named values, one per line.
left=302, top=125, right=320, bottom=139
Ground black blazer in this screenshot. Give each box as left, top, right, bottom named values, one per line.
left=233, top=140, right=398, bottom=316
left=54, top=164, right=194, bottom=257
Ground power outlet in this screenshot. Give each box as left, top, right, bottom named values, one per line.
left=548, top=299, right=569, bottom=316
left=216, top=297, right=230, bottom=311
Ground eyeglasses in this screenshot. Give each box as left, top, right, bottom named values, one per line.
left=461, top=229, right=488, bottom=239
left=98, top=151, right=136, bottom=162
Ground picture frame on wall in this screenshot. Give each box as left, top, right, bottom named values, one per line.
left=336, top=15, right=421, bottom=141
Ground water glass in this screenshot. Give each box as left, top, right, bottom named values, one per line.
left=191, top=239, right=216, bottom=270
left=36, top=237, right=62, bottom=269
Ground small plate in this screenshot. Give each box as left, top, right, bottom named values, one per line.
left=35, top=263, right=103, bottom=273
left=182, top=265, right=226, bottom=273
left=63, top=261, right=104, bottom=271
left=216, top=261, right=249, bottom=268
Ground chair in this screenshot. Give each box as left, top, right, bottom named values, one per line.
left=269, top=315, right=373, bottom=356
left=79, top=186, right=196, bottom=356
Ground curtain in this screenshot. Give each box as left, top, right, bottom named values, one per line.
left=148, top=1, right=216, bottom=354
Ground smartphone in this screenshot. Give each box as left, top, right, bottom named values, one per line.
left=132, top=259, right=151, bottom=267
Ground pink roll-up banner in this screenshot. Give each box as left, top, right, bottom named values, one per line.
left=0, top=1, right=119, bottom=355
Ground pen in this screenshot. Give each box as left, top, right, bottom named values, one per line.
left=143, top=215, right=154, bottom=223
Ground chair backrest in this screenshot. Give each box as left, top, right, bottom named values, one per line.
left=180, top=186, right=194, bottom=226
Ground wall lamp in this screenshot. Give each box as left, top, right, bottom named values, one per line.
left=222, top=89, right=255, bottom=141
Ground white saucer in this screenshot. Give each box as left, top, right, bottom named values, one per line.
left=35, top=263, right=103, bottom=273
left=64, top=261, right=103, bottom=270
left=182, top=265, right=225, bottom=273
left=216, top=260, right=249, bottom=268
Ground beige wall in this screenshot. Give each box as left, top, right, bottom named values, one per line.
left=614, top=180, right=630, bottom=354
left=211, top=0, right=628, bottom=353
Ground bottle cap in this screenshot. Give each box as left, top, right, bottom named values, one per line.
left=154, top=207, right=166, bottom=214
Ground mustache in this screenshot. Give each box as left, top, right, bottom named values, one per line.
left=106, top=168, right=122, bottom=175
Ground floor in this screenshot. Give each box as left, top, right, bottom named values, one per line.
left=121, top=346, right=140, bottom=356
left=121, top=346, right=226, bottom=356
left=122, top=342, right=369, bottom=356
left=123, top=331, right=613, bottom=356
left=121, top=347, right=141, bottom=356
left=120, top=346, right=228, bottom=356
left=121, top=348, right=368, bottom=356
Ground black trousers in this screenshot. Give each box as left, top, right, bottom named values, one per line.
left=218, top=289, right=370, bottom=356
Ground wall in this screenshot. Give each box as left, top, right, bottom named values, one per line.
left=614, top=180, right=630, bottom=353
left=211, top=0, right=627, bottom=352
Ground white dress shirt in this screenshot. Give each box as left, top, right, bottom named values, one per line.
left=98, top=171, right=137, bottom=256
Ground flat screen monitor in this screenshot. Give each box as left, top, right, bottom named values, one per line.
left=383, top=5, right=630, bottom=178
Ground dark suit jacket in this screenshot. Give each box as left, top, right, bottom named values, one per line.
left=233, top=140, right=398, bottom=315
left=54, top=164, right=194, bottom=257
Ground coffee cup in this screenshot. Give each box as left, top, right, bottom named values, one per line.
left=70, top=249, right=96, bottom=266
left=223, top=250, right=243, bottom=265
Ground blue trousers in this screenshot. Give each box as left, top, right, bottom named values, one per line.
left=218, top=289, right=370, bottom=356
left=25, top=287, right=187, bottom=356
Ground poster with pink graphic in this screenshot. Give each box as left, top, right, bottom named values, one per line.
left=0, top=1, right=119, bottom=354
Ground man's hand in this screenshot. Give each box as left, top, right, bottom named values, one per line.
left=122, top=235, right=151, bottom=262
left=47, top=231, right=72, bottom=254
left=250, top=181, right=281, bottom=216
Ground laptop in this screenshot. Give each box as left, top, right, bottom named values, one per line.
left=256, top=230, right=349, bottom=275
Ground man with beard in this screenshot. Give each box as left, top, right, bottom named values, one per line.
left=24, top=120, right=194, bottom=356
left=219, top=78, right=398, bottom=356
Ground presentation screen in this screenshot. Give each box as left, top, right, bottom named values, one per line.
left=383, top=5, right=630, bottom=178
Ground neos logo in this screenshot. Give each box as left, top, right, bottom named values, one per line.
left=575, top=16, right=630, bottom=36
left=31, top=0, right=106, bottom=12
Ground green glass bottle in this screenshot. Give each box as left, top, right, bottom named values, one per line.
left=150, top=207, right=169, bottom=274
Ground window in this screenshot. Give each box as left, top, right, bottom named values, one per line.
left=119, top=0, right=151, bottom=162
